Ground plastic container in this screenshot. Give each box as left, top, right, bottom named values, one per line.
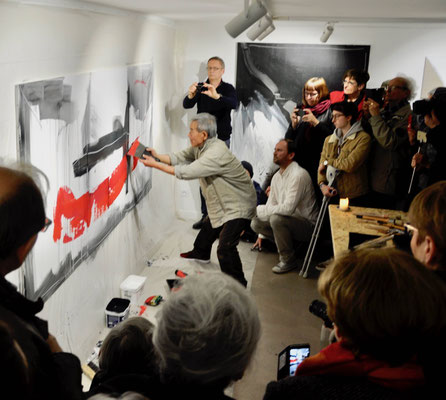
left=105, top=298, right=130, bottom=328
left=120, top=275, right=147, bottom=304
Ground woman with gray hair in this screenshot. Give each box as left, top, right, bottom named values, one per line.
left=153, top=272, right=261, bottom=399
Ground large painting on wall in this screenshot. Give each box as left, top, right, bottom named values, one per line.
left=231, top=43, right=370, bottom=187
left=16, top=64, right=153, bottom=301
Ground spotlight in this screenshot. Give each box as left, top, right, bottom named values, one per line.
left=247, top=14, right=273, bottom=40
left=320, top=22, right=334, bottom=43
left=225, top=0, right=268, bottom=38
left=257, top=22, right=275, bottom=41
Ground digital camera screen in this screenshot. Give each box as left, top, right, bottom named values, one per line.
left=289, top=347, right=310, bottom=376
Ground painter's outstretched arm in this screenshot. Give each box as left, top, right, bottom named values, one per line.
left=141, top=148, right=175, bottom=176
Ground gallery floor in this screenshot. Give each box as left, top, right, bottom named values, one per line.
left=82, top=218, right=326, bottom=399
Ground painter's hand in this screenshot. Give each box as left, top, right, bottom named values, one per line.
left=188, top=82, right=198, bottom=98
left=290, top=108, right=301, bottom=129
left=141, top=152, right=158, bottom=168
left=321, top=184, right=337, bottom=198
left=202, top=83, right=220, bottom=100
left=302, top=109, right=319, bottom=126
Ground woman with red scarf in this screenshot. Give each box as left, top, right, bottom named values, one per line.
left=263, top=248, right=446, bottom=399
left=285, top=77, right=333, bottom=200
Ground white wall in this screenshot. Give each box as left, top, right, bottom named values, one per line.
left=0, top=3, right=182, bottom=360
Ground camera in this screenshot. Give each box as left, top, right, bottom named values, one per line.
left=366, top=88, right=386, bottom=107
left=309, top=299, right=333, bottom=328
left=413, top=99, right=433, bottom=116
left=196, top=82, right=206, bottom=93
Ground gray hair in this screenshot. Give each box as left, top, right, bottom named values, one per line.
left=99, top=317, right=155, bottom=374
left=191, top=113, right=217, bottom=139
left=153, top=272, right=260, bottom=387
left=394, top=75, right=416, bottom=100
left=208, top=56, right=225, bottom=69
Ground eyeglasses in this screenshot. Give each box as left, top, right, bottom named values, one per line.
left=332, top=113, right=345, bottom=120
left=343, top=79, right=358, bottom=87
left=207, top=67, right=222, bottom=71
left=386, top=85, right=408, bottom=92
left=304, top=91, right=319, bottom=98
left=404, top=222, right=418, bottom=237
left=41, top=217, right=52, bottom=233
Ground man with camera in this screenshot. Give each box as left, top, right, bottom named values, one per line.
left=250, top=139, right=318, bottom=274
left=183, top=57, right=238, bottom=229
left=363, top=76, right=413, bottom=210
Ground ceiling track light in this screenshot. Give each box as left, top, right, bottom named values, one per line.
left=247, top=14, right=274, bottom=40
left=320, top=22, right=335, bottom=43
left=225, top=0, right=268, bottom=38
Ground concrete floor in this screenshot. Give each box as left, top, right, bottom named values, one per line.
left=233, top=249, right=325, bottom=400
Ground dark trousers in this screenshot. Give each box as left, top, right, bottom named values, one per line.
left=193, top=217, right=249, bottom=287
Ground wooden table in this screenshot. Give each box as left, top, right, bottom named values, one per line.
left=328, top=205, right=407, bottom=258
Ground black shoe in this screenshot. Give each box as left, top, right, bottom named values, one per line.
left=192, top=215, right=207, bottom=230
left=180, top=250, right=210, bottom=264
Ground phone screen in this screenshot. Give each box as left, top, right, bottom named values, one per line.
left=289, top=346, right=310, bottom=376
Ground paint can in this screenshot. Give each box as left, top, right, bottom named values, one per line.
left=105, top=298, right=130, bottom=328
left=120, top=275, right=147, bottom=304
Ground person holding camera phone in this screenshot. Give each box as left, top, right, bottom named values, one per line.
left=285, top=77, right=333, bottom=203
left=183, top=57, right=238, bottom=230
left=264, top=247, right=446, bottom=399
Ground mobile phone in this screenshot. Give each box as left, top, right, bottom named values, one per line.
left=277, top=343, right=310, bottom=380
left=294, top=108, right=305, bottom=118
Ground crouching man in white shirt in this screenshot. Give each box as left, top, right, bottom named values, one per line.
left=251, top=139, right=318, bottom=274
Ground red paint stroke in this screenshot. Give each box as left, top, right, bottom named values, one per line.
left=53, top=155, right=130, bottom=243
left=134, top=80, right=147, bottom=86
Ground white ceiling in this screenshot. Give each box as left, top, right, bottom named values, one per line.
left=11, top=0, right=446, bottom=23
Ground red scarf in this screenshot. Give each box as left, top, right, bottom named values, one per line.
left=308, top=99, right=331, bottom=116
left=296, top=342, right=425, bottom=391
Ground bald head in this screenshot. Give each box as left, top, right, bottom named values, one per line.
left=0, top=166, right=45, bottom=266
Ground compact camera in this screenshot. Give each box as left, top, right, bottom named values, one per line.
left=196, top=82, right=207, bottom=92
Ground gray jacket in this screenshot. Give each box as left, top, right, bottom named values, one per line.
left=369, top=102, right=412, bottom=196
left=170, top=138, right=257, bottom=228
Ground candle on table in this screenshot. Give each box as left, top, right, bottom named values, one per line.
left=339, top=198, right=349, bottom=211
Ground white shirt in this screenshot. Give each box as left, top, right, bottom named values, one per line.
left=256, top=161, right=318, bottom=224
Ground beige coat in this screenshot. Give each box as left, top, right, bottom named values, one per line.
left=170, top=138, right=257, bottom=228
left=318, top=127, right=371, bottom=199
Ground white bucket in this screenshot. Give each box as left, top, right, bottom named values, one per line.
left=120, top=275, right=147, bottom=304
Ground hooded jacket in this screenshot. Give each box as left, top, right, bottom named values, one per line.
left=318, top=121, right=371, bottom=199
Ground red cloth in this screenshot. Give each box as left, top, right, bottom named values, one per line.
left=330, top=90, right=366, bottom=118
left=296, top=342, right=425, bottom=391
left=308, top=99, right=331, bottom=116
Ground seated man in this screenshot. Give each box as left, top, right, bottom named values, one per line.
left=251, top=139, right=318, bottom=274
left=264, top=247, right=446, bottom=399
left=0, top=164, right=82, bottom=400
left=407, top=180, right=446, bottom=279
left=141, top=113, right=256, bottom=287
left=152, top=272, right=260, bottom=400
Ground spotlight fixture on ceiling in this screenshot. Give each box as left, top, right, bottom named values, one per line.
left=225, top=0, right=268, bottom=38
left=257, top=21, right=275, bottom=40
left=246, top=14, right=274, bottom=40
left=320, top=22, right=335, bottom=43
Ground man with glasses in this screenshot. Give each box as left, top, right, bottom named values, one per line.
left=363, top=76, right=413, bottom=210
left=407, top=181, right=446, bottom=278
left=183, top=56, right=238, bottom=229
left=0, top=164, right=82, bottom=399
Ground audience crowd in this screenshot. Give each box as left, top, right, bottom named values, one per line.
left=1, top=60, right=446, bottom=399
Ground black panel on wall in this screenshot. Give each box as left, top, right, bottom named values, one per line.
left=236, top=42, right=370, bottom=108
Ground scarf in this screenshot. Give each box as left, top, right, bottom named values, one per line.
left=296, top=341, right=425, bottom=391
left=308, top=99, right=331, bottom=116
